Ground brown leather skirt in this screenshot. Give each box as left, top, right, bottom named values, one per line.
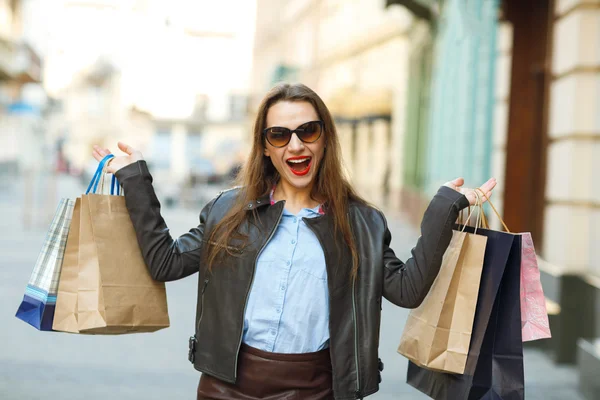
left=197, top=344, right=333, bottom=400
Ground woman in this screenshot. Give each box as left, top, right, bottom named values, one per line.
left=93, top=83, right=496, bottom=400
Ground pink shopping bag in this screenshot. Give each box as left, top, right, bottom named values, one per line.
left=519, top=232, right=551, bottom=341
left=474, top=188, right=551, bottom=343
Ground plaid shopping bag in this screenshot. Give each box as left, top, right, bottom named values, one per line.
left=16, top=198, right=75, bottom=330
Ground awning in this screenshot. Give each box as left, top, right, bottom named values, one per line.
left=385, top=0, right=434, bottom=21
left=327, top=88, right=392, bottom=120
left=0, top=35, right=15, bottom=82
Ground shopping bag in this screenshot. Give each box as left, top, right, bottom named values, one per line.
left=77, top=156, right=169, bottom=334
left=53, top=155, right=170, bottom=334
left=16, top=198, right=75, bottom=330
left=481, top=202, right=550, bottom=342
left=477, top=201, right=551, bottom=342
left=76, top=192, right=170, bottom=333
left=54, top=155, right=112, bottom=333
left=53, top=197, right=82, bottom=333
left=407, top=195, right=525, bottom=399
left=519, top=232, right=551, bottom=341
left=398, top=201, right=487, bottom=373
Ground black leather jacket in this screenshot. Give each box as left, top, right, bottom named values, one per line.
left=115, top=161, right=470, bottom=399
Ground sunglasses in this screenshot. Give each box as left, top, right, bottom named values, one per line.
left=263, top=120, right=324, bottom=148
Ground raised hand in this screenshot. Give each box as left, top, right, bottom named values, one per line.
left=444, top=177, right=497, bottom=206
left=92, top=142, right=144, bottom=174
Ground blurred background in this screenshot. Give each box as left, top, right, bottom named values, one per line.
left=1, top=0, right=599, bottom=399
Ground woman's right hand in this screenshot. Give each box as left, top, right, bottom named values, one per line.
left=92, top=142, right=144, bottom=174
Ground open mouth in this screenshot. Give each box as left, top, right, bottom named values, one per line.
left=286, top=156, right=312, bottom=176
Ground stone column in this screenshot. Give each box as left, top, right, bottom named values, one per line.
left=490, top=22, right=513, bottom=231
left=337, top=122, right=355, bottom=183
left=370, top=119, right=389, bottom=207
left=389, top=87, right=407, bottom=214
left=544, top=0, right=600, bottom=275
left=355, top=120, right=372, bottom=200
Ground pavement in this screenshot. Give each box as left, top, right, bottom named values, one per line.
left=0, top=173, right=585, bottom=399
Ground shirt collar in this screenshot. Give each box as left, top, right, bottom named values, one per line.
left=270, top=184, right=325, bottom=215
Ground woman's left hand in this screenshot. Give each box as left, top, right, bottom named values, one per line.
left=444, top=177, right=497, bottom=206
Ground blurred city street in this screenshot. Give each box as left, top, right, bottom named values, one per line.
left=0, top=173, right=585, bottom=400
left=1, top=0, right=600, bottom=398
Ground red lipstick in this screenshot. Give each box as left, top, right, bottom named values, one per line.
left=286, top=156, right=312, bottom=176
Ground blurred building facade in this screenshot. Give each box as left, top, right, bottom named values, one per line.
left=49, top=59, right=155, bottom=175
left=538, top=2, right=600, bottom=397
left=394, top=0, right=501, bottom=228
left=0, top=0, right=47, bottom=228
left=401, top=2, right=600, bottom=397
left=251, top=0, right=414, bottom=208
left=33, top=1, right=256, bottom=205
left=252, top=0, right=600, bottom=396
left=0, top=0, right=44, bottom=177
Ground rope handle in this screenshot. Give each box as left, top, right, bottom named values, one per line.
left=458, top=189, right=484, bottom=233
left=475, top=188, right=510, bottom=233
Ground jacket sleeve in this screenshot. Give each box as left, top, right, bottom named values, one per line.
left=381, top=186, right=470, bottom=308
left=115, top=160, right=218, bottom=282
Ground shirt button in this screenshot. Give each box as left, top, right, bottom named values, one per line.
left=276, top=309, right=281, bottom=314
left=291, top=239, right=296, bottom=244
left=293, top=218, right=297, bottom=223
left=271, top=330, right=276, bottom=335
left=280, top=286, right=285, bottom=291
left=286, top=261, right=291, bottom=266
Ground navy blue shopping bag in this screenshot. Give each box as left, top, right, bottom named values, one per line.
left=407, top=226, right=524, bottom=400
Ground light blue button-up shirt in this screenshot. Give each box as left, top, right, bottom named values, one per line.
left=242, top=204, right=330, bottom=354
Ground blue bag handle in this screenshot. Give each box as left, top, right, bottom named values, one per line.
left=111, top=175, right=121, bottom=196
left=85, top=155, right=112, bottom=194
left=85, top=154, right=118, bottom=195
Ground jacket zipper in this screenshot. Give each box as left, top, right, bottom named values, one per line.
left=190, top=278, right=210, bottom=364
left=196, top=278, right=210, bottom=332
left=352, top=277, right=362, bottom=399
left=234, top=205, right=284, bottom=379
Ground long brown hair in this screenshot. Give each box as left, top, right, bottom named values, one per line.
left=206, top=83, right=367, bottom=279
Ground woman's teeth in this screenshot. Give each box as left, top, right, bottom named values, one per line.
left=286, top=157, right=312, bottom=174
left=287, top=158, right=310, bottom=163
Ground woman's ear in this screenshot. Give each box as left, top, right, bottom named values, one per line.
left=263, top=148, right=270, bottom=157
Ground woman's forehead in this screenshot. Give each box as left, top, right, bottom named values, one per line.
left=266, top=101, right=319, bottom=128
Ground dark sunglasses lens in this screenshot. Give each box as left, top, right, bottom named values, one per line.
left=266, top=128, right=291, bottom=147
left=297, top=121, right=322, bottom=143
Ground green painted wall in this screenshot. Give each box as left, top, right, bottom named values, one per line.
left=424, top=0, right=499, bottom=195
left=403, top=29, right=433, bottom=191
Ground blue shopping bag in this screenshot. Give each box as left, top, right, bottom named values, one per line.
left=15, top=198, right=75, bottom=330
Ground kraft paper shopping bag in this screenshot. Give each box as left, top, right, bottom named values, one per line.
left=398, top=198, right=487, bottom=374
left=52, top=198, right=82, bottom=333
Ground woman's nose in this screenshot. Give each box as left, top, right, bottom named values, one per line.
left=287, top=133, right=305, bottom=152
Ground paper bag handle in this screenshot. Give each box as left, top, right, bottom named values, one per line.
left=86, top=154, right=121, bottom=196
left=459, top=189, right=484, bottom=233
left=475, top=188, right=510, bottom=232
left=97, top=161, right=122, bottom=196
